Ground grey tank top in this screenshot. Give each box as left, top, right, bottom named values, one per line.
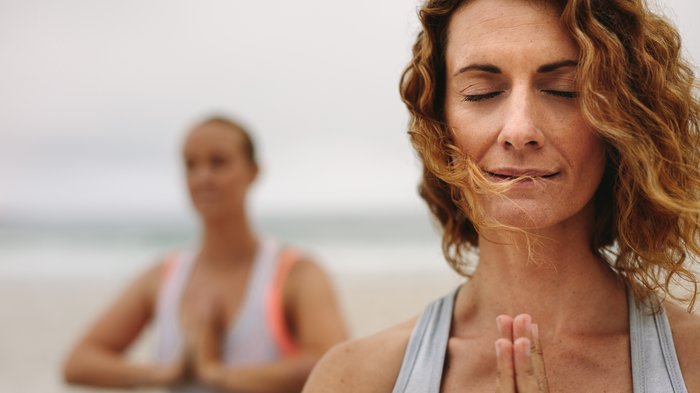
left=392, top=286, right=688, bottom=393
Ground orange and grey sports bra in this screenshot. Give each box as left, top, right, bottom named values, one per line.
left=154, top=238, right=299, bottom=392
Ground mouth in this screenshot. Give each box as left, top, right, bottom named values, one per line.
left=485, top=169, right=560, bottom=181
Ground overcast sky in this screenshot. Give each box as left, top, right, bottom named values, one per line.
left=0, top=0, right=698, bottom=224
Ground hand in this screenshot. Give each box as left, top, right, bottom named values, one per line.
left=495, top=314, right=549, bottom=393
left=150, top=355, right=188, bottom=386
left=181, top=296, right=225, bottom=383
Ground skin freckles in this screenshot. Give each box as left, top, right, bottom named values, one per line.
left=443, top=0, right=606, bottom=233
left=304, top=1, right=700, bottom=393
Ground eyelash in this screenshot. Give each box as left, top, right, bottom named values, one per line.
left=462, top=91, right=502, bottom=102
left=462, top=90, right=578, bottom=102
left=543, top=90, right=577, bottom=99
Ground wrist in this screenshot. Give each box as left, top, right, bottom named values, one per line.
left=198, top=362, right=224, bottom=388
left=147, top=362, right=184, bottom=386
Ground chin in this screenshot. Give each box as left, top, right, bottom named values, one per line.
left=479, top=196, right=593, bottom=233
left=194, top=204, right=224, bottom=218
left=480, top=198, right=559, bottom=230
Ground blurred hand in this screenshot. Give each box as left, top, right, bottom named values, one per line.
left=151, top=355, right=188, bottom=386
left=495, top=314, right=549, bottom=393
left=181, top=296, right=225, bottom=384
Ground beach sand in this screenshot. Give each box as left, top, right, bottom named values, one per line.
left=0, top=267, right=463, bottom=393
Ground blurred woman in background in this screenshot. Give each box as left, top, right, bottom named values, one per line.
left=303, top=0, right=700, bottom=392
left=64, top=116, right=347, bottom=392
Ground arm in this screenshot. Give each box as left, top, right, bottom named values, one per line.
left=196, top=258, right=348, bottom=393
left=62, top=260, right=183, bottom=388
left=302, top=321, right=415, bottom=393
left=283, top=257, right=348, bottom=356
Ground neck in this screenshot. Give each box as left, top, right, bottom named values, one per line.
left=197, top=209, right=258, bottom=267
left=458, top=213, right=627, bottom=337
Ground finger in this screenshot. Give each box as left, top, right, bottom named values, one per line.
left=513, top=337, right=539, bottom=392
left=195, top=297, right=216, bottom=321
left=198, top=322, right=220, bottom=361
left=497, top=315, right=514, bottom=340
left=531, top=324, right=550, bottom=392
left=494, top=338, right=516, bottom=393
left=512, top=314, right=532, bottom=341
left=514, top=336, right=551, bottom=393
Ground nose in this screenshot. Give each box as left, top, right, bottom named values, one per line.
left=497, top=90, right=545, bottom=150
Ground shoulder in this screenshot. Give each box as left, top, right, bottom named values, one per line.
left=288, top=254, right=326, bottom=279
left=303, top=317, right=417, bottom=393
left=126, top=251, right=182, bottom=305
left=143, top=253, right=179, bottom=291
left=663, top=301, right=700, bottom=390
left=282, top=251, right=333, bottom=295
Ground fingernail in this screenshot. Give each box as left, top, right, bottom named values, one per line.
left=495, top=341, right=501, bottom=357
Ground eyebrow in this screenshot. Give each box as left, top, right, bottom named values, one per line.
left=453, top=59, right=578, bottom=77
left=454, top=64, right=501, bottom=76
left=537, top=59, right=578, bottom=73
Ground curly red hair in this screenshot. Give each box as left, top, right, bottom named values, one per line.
left=400, top=0, right=700, bottom=310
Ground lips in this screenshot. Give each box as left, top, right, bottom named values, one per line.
left=485, top=168, right=560, bottom=181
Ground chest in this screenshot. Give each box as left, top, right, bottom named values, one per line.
left=179, top=263, right=254, bottom=329
left=439, top=335, right=632, bottom=393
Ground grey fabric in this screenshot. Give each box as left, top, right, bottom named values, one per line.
left=629, top=289, right=688, bottom=393
left=391, top=286, right=457, bottom=393
left=392, top=286, right=687, bottom=392
left=153, top=238, right=284, bottom=393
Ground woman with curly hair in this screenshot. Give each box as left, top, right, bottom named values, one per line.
left=303, top=0, right=700, bottom=392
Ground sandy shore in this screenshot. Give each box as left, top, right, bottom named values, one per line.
left=0, top=267, right=462, bottom=393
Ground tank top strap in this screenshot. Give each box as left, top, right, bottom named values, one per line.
left=241, top=237, right=280, bottom=302
left=392, top=286, right=458, bottom=393
left=265, top=247, right=302, bottom=357
left=628, top=287, right=688, bottom=393
left=154, top=250, right=197, bottom=362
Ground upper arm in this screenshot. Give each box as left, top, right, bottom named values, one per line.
left=284, top=257, right=348, bottom=355
left=302, top=326, right=412, bottom=393
left=69, top=259, right=165, bottom=355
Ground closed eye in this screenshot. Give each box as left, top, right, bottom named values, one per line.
left=543, top=90, right=577, bottom=99
left=462, top=91, right=503, bottom=102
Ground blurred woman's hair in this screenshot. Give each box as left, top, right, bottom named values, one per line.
left=400, top=0, right=700, bottom=310
left=193, top=116, right=257, bottom=166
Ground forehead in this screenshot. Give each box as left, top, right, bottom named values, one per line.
left=184, top=122, right=244, bottom=153
left=445, top=0, right=577, bottom=68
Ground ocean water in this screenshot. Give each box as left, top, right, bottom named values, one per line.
left=0, top=213, right=464, bottom=393
left=0, top=213, right=455, bottom=280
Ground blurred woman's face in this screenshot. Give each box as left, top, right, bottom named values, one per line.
left=182, top=122, right=257, bottom=220
left=443, top=0, right=606, bottom=231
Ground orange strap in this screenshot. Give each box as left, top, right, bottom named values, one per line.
left=161, top=252, right=179, bottom=281
left=265, top=248, right=301, bottom=358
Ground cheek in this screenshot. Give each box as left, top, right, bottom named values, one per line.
left=185, top=173, right=197, bottom=190
left=566, top=126, right=607, bottom=186
left=446, top=106, right=496, bottom=161
left=222, top=167, right=253, bottom=190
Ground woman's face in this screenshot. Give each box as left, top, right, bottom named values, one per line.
left=182, top=122, right=257, bottom=219
left=443, top=0, right=606, bottom=231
